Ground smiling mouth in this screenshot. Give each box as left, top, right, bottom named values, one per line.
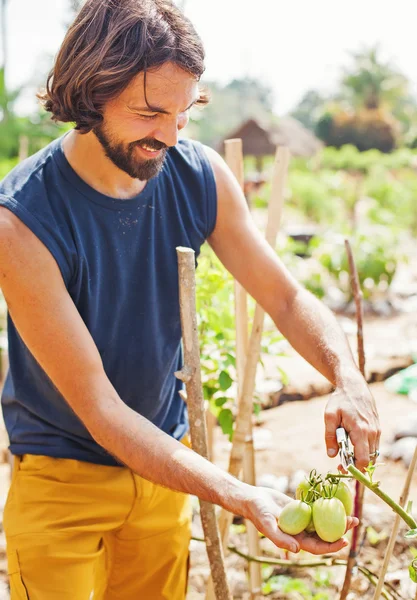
left=140, top=143, right=160, bottom=152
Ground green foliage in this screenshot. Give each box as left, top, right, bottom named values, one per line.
left=341, top=45, right=409, bottom=112
left=262, top=574, right=330, bottom=599
left=195, top=247, right=285, bottom=438
left=312, top=233, right=400, bottom=301
left=0, top=157, right=18, bottom=179
left=195, top=248, right=236, bottom=436
left=290, top=89, right=328, bottom=133
left=409, top=558, right=417, bottom=583
left=287, top=170, right=343, bottom=225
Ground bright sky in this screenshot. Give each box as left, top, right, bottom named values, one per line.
left=3, top=0, right=417, bottom=116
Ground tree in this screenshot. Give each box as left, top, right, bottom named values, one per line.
left=315, top=46, right=413, bottom=152
left=341, top=45, right=408, bottom=111
left=290, top=90, right=327, bottom=132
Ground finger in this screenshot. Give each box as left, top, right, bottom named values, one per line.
left=260, top=514, right=300, bottom=553
left=349, top=425, right=370, bottom=471
left=370, top=421, right=382, bottom=463
left=346, top=516, right=359, bottom=532
left=295, top=532, right=349, bottom=555
left=324, top=400, right=341, bottom=458
left=368, top=428, right=379, bottom=459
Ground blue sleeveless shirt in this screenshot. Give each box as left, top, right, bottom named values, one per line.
left=0, top=135, right=217, bottom=466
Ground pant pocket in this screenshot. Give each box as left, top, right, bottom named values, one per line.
left=7, top=550, right=29, bottom=600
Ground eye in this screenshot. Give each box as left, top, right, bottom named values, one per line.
left=138, top=113, right=158, bottom=120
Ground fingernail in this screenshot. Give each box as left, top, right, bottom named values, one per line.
left=328, top=448, right=338, bottom=457
left=291, top=544, right=299, bottom=553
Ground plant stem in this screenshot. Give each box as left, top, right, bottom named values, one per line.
left=347, top=464, right=417, bottom=529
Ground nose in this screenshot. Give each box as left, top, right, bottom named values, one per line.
left=153, top=113, right=190, bottom=148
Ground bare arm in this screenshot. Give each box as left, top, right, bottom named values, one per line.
left=205, top=146, right=380, bottom=469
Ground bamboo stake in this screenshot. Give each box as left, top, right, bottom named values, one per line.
left=372, top=444, right=417, bottom=599
left=206, top=146, right=290, bottom=600
left=175, top=247, right=232, bottom=600
left=340, top=239, right=367, bottom=600
left=225, top=139, right=262, bottom=599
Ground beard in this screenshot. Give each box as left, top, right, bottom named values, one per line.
left=93, top=123, right=168, bottom=181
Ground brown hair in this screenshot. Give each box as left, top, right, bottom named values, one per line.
left=38, top=0, right=209, bottom=133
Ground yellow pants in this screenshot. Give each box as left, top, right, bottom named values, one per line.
left=3, top=450, right=192, bottom=600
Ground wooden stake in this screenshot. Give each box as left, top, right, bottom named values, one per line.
left=340, top=239, right=366, bottom=600
left=206, top=146, right=290, bottom=600
left=372, top=445, right=417, bottom=600
left=225, top=139, right=262, bottom=599
left=176, top=247, right=232, bottom=600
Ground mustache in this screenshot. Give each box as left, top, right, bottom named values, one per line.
left=131, top=138, right=168, bottom=151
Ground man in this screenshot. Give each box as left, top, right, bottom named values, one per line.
left=0, top=0, right=379, bottom=598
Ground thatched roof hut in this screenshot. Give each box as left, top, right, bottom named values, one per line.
left=219, top=117, right=322, bottom=161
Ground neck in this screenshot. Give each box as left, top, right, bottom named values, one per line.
left=62, top=129, right=147, bottom=199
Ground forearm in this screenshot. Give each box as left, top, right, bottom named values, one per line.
left=274, top=287, right=362, bottom=387
left=84, top=389, right=249, bottom=514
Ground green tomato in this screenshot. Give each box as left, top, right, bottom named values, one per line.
left=313, top=497, right=347, bottom=543
left=334, top=481, right=354, bottom=516
left=296, top=479, right=322, bottom=502
left=279, top=500, right=312, bottom=535
left=295, top=479, right=311, bottom=501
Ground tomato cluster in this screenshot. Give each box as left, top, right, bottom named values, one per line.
left=278, top=471, right=353, bottom=543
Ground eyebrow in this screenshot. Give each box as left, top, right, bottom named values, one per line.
left=127, top=98, right=199, bottom=115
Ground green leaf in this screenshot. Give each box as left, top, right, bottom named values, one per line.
left=225, top=353, right=236, bottom=367
left=219, top=370, right=233, bottom=391
left=214, top=396, right=228, bottom=407
left=405, top=529, right=417, bottom=539
left=253, top=402, right=262, bottom=417
left=218, top=408, right=234, bottom=438
left=410, top=547, right=417, bottom=559
left=366, top=526, right=388, bottom=546
left=409, top=561, right=417, bottom=583
left=407, top=500, right=413, bottom=515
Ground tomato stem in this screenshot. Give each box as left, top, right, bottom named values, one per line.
left=347, top=465, right=417, bottom=529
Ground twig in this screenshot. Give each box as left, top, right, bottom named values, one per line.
left=176, top=248, right=232, bottom=600
left=226, top=138, right=262, bottom=599
left=347, top=464, right=417, bottom=529
left=206, top=146, right=291, bottom=600
left=345, top=239, right=365, bottom=376
left=340, top=239, right=366, bottom=600
left=373, top=444, right=417, bottom=599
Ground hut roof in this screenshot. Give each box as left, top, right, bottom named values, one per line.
left=219, top=117, right=322, bottom=157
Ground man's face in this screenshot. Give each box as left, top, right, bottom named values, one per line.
left=94, top=62, right=200, bottom=181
